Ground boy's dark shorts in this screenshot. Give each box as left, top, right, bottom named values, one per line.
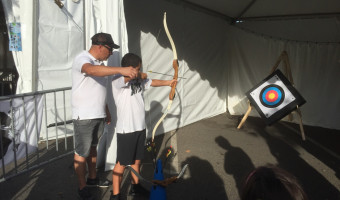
left=73, top=118, right=104, bottom=157
left=116, top=129, right=146, bottom=166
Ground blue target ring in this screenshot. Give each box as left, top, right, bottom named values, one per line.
left=260, top=84, right=285, bottom=108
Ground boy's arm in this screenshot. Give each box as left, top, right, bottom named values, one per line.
left=151, top=79, right=177, bottom=87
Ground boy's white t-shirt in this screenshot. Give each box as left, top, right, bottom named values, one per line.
left=71, top=51, right=107, bottom=120
left=111, top=75, right=152, bottom=133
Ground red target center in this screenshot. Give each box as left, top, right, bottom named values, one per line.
left=265, top=90, right=278, bottom=102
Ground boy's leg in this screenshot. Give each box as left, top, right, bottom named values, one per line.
left=112, top=161, right=125, bottom=195
left=129, top=159, right=149, bottom=196
left=130, top=129, right=146, bottom=184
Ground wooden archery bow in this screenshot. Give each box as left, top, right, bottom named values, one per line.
left=151, top=12, right=179, bottom=142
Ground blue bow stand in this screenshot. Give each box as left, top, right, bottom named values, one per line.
left=149, top=159, right=167, bottom=200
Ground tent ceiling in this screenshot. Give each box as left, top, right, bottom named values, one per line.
left=182, top=0, right=340, bottom=43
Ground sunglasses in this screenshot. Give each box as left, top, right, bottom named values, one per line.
left=102, top=45, right=113, bottom=52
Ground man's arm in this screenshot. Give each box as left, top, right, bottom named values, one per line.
left=124, top=72, right=147, bottom=83
left=82, top=63, right=138, bottom=78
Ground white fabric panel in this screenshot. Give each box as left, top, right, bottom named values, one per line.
left=226, top=26, right=340, bottom=130
left=38, top=0, right=83, bottom=90
left=1, top=0, right=34, bottom=93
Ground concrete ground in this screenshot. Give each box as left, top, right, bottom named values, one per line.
left=0, top=113, right=339, bottom=200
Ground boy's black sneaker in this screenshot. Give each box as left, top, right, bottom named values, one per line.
left=109, top=192, right=121, bottom=200
left=78, top=187, right=95, bottom=200
left=86, top=177, right=111, bottom=188
left=128, top=183, right=150, bottom=196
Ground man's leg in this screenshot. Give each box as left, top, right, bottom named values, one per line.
left=74, top=153, right=87, bottom=190
left=87, top=146, right=97, bottom=179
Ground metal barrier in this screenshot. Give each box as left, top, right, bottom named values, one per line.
left=0, top=87, right=73, bottom=183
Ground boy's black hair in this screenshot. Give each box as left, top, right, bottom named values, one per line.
left=121, top=53, right=142, bottom=68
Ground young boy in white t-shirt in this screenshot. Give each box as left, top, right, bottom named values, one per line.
left=110, top=53, right=177, bottom=200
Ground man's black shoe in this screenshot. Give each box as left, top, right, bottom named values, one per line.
left=128, top=183, right=150, bottom=196
left=78, top=187, right=95, bottom=200
left=86, top=177, right=111, bottom=188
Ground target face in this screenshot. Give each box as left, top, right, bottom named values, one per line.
left=260, top=85, right=284, bottom=108
left=246, top=70, right=306, bottom=125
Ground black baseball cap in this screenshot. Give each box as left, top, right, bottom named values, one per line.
left=91, top=33, right=120, bottom=49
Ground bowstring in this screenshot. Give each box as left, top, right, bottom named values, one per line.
left=144, top=26, right=163, bottom=169
left=145, top=27, right=163, bottom=140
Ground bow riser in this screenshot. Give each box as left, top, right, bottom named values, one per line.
left=169, top=60, right=179, bottom=100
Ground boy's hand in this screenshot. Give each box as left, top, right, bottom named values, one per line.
left=138, top=72, right=148, bottom=80
left=169, top=79, right=177, bottom=87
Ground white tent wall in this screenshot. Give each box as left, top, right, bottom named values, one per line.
left=38, top=0, right=83, bottom=91
left=123, top=0, right=228, bottom=137
left=226, top=26, right=340, bottom=130
left=1, top=0, right=34, bottom=93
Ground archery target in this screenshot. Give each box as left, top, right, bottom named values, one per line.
left=260, top=85, right=285, bottom=108
left=246, top=69, right=305, bottom=125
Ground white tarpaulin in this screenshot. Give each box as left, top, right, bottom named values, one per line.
left=0, top=95, right=43, bottom=168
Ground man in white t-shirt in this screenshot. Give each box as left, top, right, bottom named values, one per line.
left=72, top=33, right=138, bottom=200
left=109, top=53, right=176, bottom=200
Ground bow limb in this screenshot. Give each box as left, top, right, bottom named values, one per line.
left=151, top=12, right=179, bottom=142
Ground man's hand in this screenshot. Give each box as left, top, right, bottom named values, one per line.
left=120, top=66, right=138, bottom=79
left=105, top=105, right=111, bottom=124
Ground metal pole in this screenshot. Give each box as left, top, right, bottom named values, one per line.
left=32, top=0, right=39, bottom=92
left=83, top=0, right=86, bottom=50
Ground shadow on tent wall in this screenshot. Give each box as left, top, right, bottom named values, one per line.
left=0, top=87, right=74, bottom=183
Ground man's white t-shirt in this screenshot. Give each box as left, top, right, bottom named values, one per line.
left=71, top=51, right=107, bottom=120
left=111, top=75, right=152, bottom=133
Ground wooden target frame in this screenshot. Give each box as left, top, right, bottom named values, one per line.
left=237, top=51, right=307, bottom=140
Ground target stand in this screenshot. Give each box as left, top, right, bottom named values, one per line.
left=237, top=51, right=306, bottom=140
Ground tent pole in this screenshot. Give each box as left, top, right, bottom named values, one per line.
left=83, top=0, right=86, bottom=50
left=32, top=0, right=39, bottom=92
